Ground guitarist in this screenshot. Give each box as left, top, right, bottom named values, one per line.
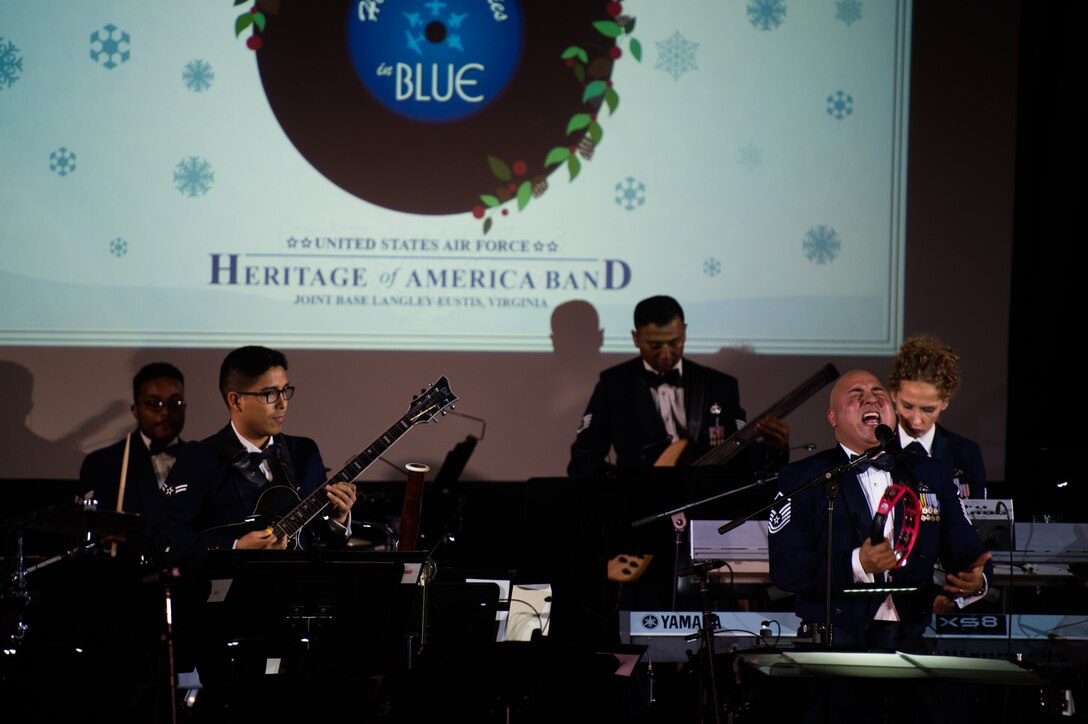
left=565, top=295, right=790, bottom=614
left=149, top=346, right=356, bottom=567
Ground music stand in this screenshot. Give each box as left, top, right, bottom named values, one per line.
left=199, top=550, right=405, bottom=677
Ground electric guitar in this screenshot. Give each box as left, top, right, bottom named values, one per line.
left=206, top=376, right=458, bottom=546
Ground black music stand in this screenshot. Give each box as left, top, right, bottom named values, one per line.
left=198, top=550, right=405, bottom=677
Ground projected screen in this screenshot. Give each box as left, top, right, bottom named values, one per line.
left=0, top=0, right=910, bottom=354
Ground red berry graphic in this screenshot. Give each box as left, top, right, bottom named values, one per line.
left=472, top=205, right=485, bottom=219
left=251, top=6, right=259, bottom=14
left=507, top=182, right=518, bottom=193
left=502, top=208, right=509, bottom=216
left=512, top=160, right=528, bottom=176
left=246, top=34, right=262, bottom=50
left=607, top=2, right=622, bottom=17
left=609, top=46, right=622, bottom=60
left=565, top=58, right=575, bottom=68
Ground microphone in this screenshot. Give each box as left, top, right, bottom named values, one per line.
left=874, top=424, right=894, bottom=446
left=868, top=424, right=895, bottom=546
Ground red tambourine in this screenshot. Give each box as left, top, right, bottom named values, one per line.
left=869, top=483, right=921, bottom=568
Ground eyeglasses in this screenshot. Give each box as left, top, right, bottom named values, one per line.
left=140, top=398, right=187, bottom=412
left=235, top=385, right=295, bottom=404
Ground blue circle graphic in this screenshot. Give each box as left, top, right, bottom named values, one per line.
left=347, top=0, right=524, bottom=123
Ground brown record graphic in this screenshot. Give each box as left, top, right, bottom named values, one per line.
left=252, top=0, right=633, bottom=217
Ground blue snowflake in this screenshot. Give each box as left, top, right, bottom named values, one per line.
left=655, top=31, right=698, bottom=82
left=704, top=258, right=721, bottom=277
left=109, top=238, right=128, bottom=257
left=615, top=177, right=646, bottom=211
left=738, top=142, right=764, bottom=170
left=836, top=0, right=862, bottom=26
left=89, top=24, right=131, bottom=70
left=173, top=156, right=214, bottom=197
left=0, top=36, right=24, bottom=90
left=402, top=3, right=469, bottom=54
left=182, top=59, right=214, bottom=92
left=827, top=90, right=853, bottom=119
left=49, top=147, right=77, bottom=176
left=747, top=0, right=787, bottom=31
left=802, top=225, right=841, bottom=264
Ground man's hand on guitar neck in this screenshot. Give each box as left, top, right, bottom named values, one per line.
left=325, top=482, right=357, bottom=526
left=755, top=416, right=790, bottom=449
left=236, top=528, right=288, bottom=550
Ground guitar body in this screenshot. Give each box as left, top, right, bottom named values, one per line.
left=204, top=485, right=304, bottom=547
left=607, top=553, right=654, bottom=583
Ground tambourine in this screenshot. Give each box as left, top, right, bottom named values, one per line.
left=869, top=483, right=921, bottom=567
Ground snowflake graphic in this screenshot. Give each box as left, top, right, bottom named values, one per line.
left=89, top=24, right=131, bottom=70
left=747, top=0, right=787, bottom=31
left=704, top=258, right=721, bottom=277
left=802, top=225, right=841, bottom=264
left=0, top=36, right=24, bottom=90
left=836, top=0, right=862, bottom=26
left=738, top=142, right=764, bottom=170
left=655, top=31, right=698, bottom=82
left=182, top=59, right=214, bottom=92
left=49, top=147, right=77, bottom=176
left=109, top=238, right=128, bottom=257
left=615, top=177, right=646, bottom=211
left=402, top=3, right=469, bottom=55
left=827, top=90, right=854, bottom=120
left=173, top=156, right=214, bottom=197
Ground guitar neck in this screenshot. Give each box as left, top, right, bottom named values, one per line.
left=694, top=363, right=839, bottom=467
left=271, top=415, right=414, bottom=539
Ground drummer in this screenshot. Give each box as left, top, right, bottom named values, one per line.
left=79, top=362, right=187, bottom=553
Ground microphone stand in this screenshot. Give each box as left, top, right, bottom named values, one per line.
left=629, top=475, right=777, bottom=724
left=716, top=441, right=895, bottom=649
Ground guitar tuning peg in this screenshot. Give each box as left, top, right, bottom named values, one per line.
left=420, top=388, right=426, bottom=394
left=411, top=394, right=418, bottom=400
left=441, top=410, right=447, bottom=416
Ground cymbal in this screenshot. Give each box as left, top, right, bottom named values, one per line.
left=20, top=503, right=145, bottom=537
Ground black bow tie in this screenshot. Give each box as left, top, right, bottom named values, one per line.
left=149, top=440, right=180, bottom=456
left=849, top=452, right=894, bottom=473
left=644, top=369, right=682, bottom=388
left=249, top=443, right=281, bottom=467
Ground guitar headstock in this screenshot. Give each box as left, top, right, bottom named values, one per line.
left=406, top=376, right=458, bottom=425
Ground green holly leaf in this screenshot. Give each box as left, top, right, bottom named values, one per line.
left=625, top=18, right=637, bottom=34
left=566, top=113, right=592, bottom=135
left=481, top=194, right=500, bottom=208
left=588, top=121, right=603, bottom=145
left=630, top=37, right=642, bottom=62
left=604, top=87, right=619, bottom=115
left=567, top=154, right=581, bottom=181
left=234, top=0, right=248, bottom=5
left=483, top=217, right=493, bottom=234
left=573, top=64, right=585, bottom=84
left=544, top=147, right=572, bottom=167
left=487, top=155, right=512, bottom=181
left=235, top=13, right=254, bottom=37
left=561, top=46, right=589, bottom=64
left=593, top=21, right=623, bottom=38
left=253, top=12, right=267, bottom=32
left=582, top=80, right=607, bottom=102
left=516, top=181, right=533, bottom=211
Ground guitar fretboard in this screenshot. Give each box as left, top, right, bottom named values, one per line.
left=270, top=417, right=415, bottom=539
